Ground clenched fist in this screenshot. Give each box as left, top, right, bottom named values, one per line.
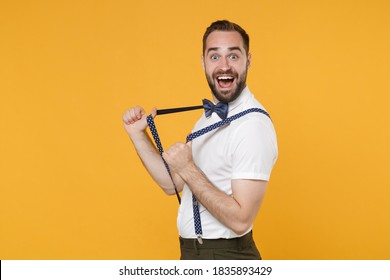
left=163, top=141, right=193, bottom=175
left=122, top=106, right=157, bottom=137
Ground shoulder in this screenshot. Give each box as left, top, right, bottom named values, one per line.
left=228, top=94, right=278, bottom=155
left=230, top=94, right=274, bottom=137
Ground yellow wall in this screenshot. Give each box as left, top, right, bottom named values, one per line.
left=1, top=0, right=389, bottom=259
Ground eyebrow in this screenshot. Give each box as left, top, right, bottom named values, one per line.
left=206, top=46, right=243, bottom=54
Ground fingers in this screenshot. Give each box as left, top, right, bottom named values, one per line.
left=133, top=106, right=145, bottom=120
left=123, top=106, right=159, bottom=125
left=163, top=142, right=193, bottom=170
left=122, top=106, right=145, bottom=125
left=150, top=107, right=157, bottom=118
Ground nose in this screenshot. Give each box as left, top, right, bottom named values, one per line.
left=218, top=56, right=231, bottom=71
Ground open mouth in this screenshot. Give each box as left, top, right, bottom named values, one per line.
left=216, top=75, right=235, bottom=89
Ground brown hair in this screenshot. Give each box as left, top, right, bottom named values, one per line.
left=202, top=20, right=250, bottom=55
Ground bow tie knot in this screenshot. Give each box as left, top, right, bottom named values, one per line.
left=202, top=99, right=229, bottom=120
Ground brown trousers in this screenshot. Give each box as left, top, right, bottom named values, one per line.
left=179, top=231, right=261, bottom=260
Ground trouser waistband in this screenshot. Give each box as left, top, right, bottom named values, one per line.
left=179, top=231, right=254, bottom=249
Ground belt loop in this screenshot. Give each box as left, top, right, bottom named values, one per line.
left=193, top=239, right=200, bottom=255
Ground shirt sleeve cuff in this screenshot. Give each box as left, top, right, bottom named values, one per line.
left=231, top=172, right=270, bottom=181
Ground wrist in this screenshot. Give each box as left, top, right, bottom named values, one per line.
left=177, top=161, right=200, bottom=182
left=129, top=129, right=148, bottom=143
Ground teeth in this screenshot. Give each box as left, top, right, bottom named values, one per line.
left=217, top=76, right=234, bottom=80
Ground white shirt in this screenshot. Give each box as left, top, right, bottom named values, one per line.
left=177, top=87, right=278, bottom=238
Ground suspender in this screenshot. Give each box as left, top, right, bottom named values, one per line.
left=146, top=107, right=271, bottom=204
left=146, top=107, right=271, bottom=242
left=146, top=114, right=182, bottom=203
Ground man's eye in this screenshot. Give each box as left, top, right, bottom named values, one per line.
left=210, top=55, right=219, bottom=61
left=230, top=54, right=238, bottom=60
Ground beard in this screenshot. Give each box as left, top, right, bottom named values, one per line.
left=205, top=67, right=248, bottom=104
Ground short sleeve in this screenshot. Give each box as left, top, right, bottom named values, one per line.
left=230, top=118, right=278, bottom=181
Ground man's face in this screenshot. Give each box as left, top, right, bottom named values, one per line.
left=202, top=31, right=251, bottom=104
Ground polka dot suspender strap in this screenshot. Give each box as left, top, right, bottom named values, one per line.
left=186, top=108, right=271, bottom=142
left=146, top=115, right=182, bottom=204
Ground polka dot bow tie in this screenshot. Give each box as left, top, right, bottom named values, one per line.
left=202, top=99, right=228, bottom=120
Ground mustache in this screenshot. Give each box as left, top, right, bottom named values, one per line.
left=212, top=69, right=238, bottom=77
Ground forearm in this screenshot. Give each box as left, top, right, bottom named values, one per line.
left=130, top=131, right=184, bottom=195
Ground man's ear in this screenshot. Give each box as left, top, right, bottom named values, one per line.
left=247, top=52, right=252, bottom=68
left=201, top=55, right=205, bottom=70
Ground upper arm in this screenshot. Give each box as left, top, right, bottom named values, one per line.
left=231, top=179, right=268, bottom=228
left=169, top=171, right=185, bottom=194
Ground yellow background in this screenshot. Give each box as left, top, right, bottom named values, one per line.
left=1, top=0, right=389, bottom=259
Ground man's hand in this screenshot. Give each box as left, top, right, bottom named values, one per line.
left=163, top=141, right=193, bottom=175
left=122, top=106, right=157, bottom=138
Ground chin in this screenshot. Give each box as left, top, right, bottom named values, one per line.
left=214, top=87, right=241, bottom=103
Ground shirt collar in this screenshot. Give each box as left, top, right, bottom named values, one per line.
left=228, top=86, right=251, bottom=113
